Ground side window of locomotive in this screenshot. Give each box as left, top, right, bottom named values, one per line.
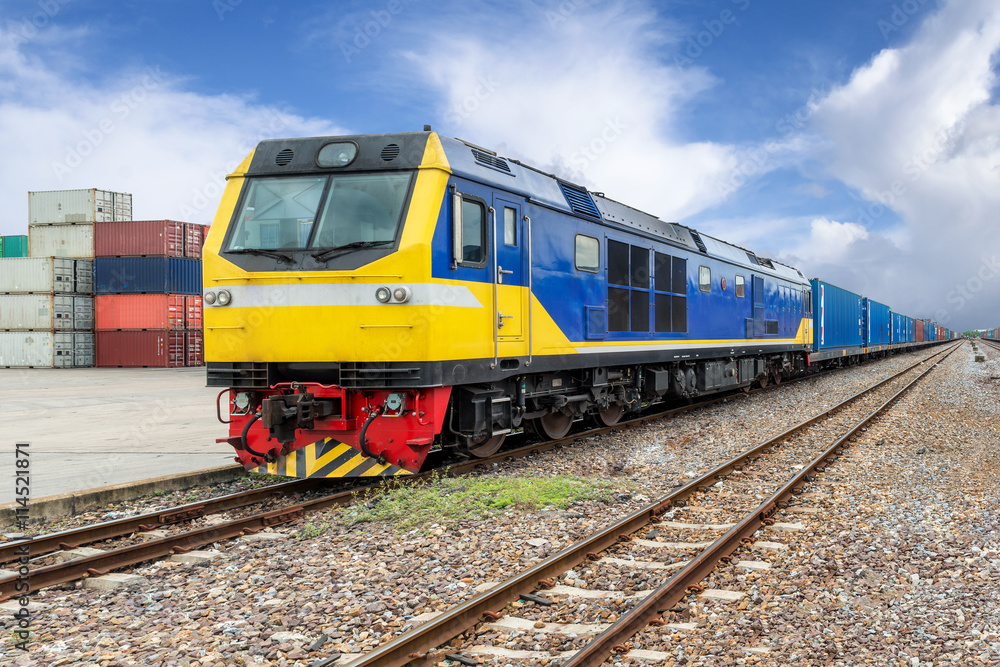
left=654, top=252, right=687, bottom=334
left=699, top=266, right=711, bottom=292
left=735, top=274, right=745, bottom=298
left=630, top=247, right=650, bottom=333
left=608, top=240, right=630, bottom=332
left=575, top=235, right=599, bottom=273
left=804, top=289, right=813, bottom=315
left=504, top=207, right=516, bottom=246
left=460, top=200, right=486, bottom=265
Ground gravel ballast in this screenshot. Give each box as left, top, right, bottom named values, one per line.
left=6, top=344, right=996, bottom=666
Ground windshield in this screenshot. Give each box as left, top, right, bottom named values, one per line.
left=225, top=172, right=411, bottom=251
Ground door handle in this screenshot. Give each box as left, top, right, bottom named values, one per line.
left=498, top=311, right=513, bottom=329
left=497, top=265, right=513, bottom=283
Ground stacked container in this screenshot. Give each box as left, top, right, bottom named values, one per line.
left=28, top=189, right=132, bottom=259
left=0, top=257, right=94, bottom=367
left=94, top=220, right=207, bottom=367
left=1, top=235, right=29, bottom=257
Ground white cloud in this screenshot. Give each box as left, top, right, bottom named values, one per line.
left=0, top=27, right=346, bottom=232
left=402, top=1, right=744, bottom=220
left=798, top=0, right=1000, bottom=330
left=793, top=217, right=870, bottom=264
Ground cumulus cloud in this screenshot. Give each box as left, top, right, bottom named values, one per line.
left=402, top=0, right=745, bottom=220
left=790, top=0, right=1000, bottom=330
left=794, top=218, right=870, bottom=263
left=0, top=26, right=346, bottom=231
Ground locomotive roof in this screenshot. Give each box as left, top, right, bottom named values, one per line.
left=247, top=131, right=806, bottom=283
left=439, top=136, right=806, bottom=284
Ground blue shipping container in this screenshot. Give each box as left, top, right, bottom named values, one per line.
left=890, top=311, right=914, bottom=344
left=862, top=298, right=892, bottom=347
left=811, top=279, right=863, bottom=351
left=95, top=257, right=201, bottom=294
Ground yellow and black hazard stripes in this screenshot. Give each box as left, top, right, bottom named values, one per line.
left=253, top=438, right=413, bottom=478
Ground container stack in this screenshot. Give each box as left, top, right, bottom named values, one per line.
left=94, top=220, right=206, bottom=367
left=0, top=257, right=95, bottom=367
left=28, top=189, right=133, bottom=258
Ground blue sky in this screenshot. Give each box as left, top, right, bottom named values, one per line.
left=1, top=0, right=998, bottom=330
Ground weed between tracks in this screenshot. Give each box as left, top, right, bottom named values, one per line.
left=339, top=474, right=622, bottom=532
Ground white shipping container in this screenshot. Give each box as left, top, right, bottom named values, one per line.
left=0, top=294, right=84, bottom=330
left=74, top=295, right=95, bottom=329
left=73, top=331, right=95, bottom=367
left=0, top=331, right=80, bottom=367
left=0, top=257, right=76, bottom=293
left=29, top=189, right=133, bottom=224
left=29, top=223, right=94, bottom=259
left=74, top=259, right=94, bottom=294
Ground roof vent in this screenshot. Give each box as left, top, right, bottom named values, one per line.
left=689, top=230, right=708, bottom=254
left=558, top=182, right=601, bottom=218
left=275, top=148, right=294, bottom=166
left=746, top=251, right=759, bottom=265
left=757, top=257, right=775, bottom=269
left=472, top=149, right=511, bottom=173
left=381, top=144, right=400, bottom=161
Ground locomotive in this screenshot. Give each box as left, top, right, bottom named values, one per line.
left=203, top=129, right=939, bottom=479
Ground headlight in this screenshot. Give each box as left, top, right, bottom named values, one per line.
left=217, top=289, right=232, bottom=306
left=375, top=286, right=392, bottom=303
left=204, top=291, right=217, bottom=305
left=317, top=142, right=358, bottom=167
left=392, top=286, right=412, bottom=303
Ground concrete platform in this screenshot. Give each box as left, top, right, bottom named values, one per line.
left=0, top=367, right=235, bottom=504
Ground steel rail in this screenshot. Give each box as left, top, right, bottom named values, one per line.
left=0, top=476, right=332, bottom=565
left=0, top=347, right=935, bottom=600
left=0, top=357, right=835, bottom=568
left=561, top=343, right=959, bottom=667
left=319, top=345, right=955, bottom=667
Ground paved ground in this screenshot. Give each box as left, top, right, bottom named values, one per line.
left=0, top=367, right=233, bottom=504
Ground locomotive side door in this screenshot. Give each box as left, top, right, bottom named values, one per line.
left=751, top=274, right=765, bottom=337
left=492, top=195, right=525, bottom=342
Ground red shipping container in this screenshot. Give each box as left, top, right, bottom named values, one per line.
left=96, top=330, right=185, bottom=367
left=94, top=220, right=185, bottom=257
left=915, top=319, right=924, bottom=342
left=95, top=294, right=185, bottom=330
left=185, top=329, right=204, bottom=366
left=184, top=223, right=209, bottom=259
left=184, top=295, right=203, bottom=330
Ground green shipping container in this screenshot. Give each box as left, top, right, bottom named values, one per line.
left=1, top=235, right=29, bottom=257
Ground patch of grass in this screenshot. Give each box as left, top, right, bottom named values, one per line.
left=297, top=521, right=329, bottom=540
left=338, top=474, right=624, bottom=531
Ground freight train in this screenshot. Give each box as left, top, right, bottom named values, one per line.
left=203, top=130, right=948, bottom=479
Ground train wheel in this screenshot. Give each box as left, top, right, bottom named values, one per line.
left=598, top=403, right=624, bottom=426
left=759, top=375, right=769, bottom=388
left=466, top=434, right=506, bottom=458
left=535, top=412, right=573, bottom=440
left=773, top=371, right=783, bottom=385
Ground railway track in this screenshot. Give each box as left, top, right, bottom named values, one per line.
left=0, top=346, right=942, bottom=600
left=312, top=343, right=958, bottom=666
